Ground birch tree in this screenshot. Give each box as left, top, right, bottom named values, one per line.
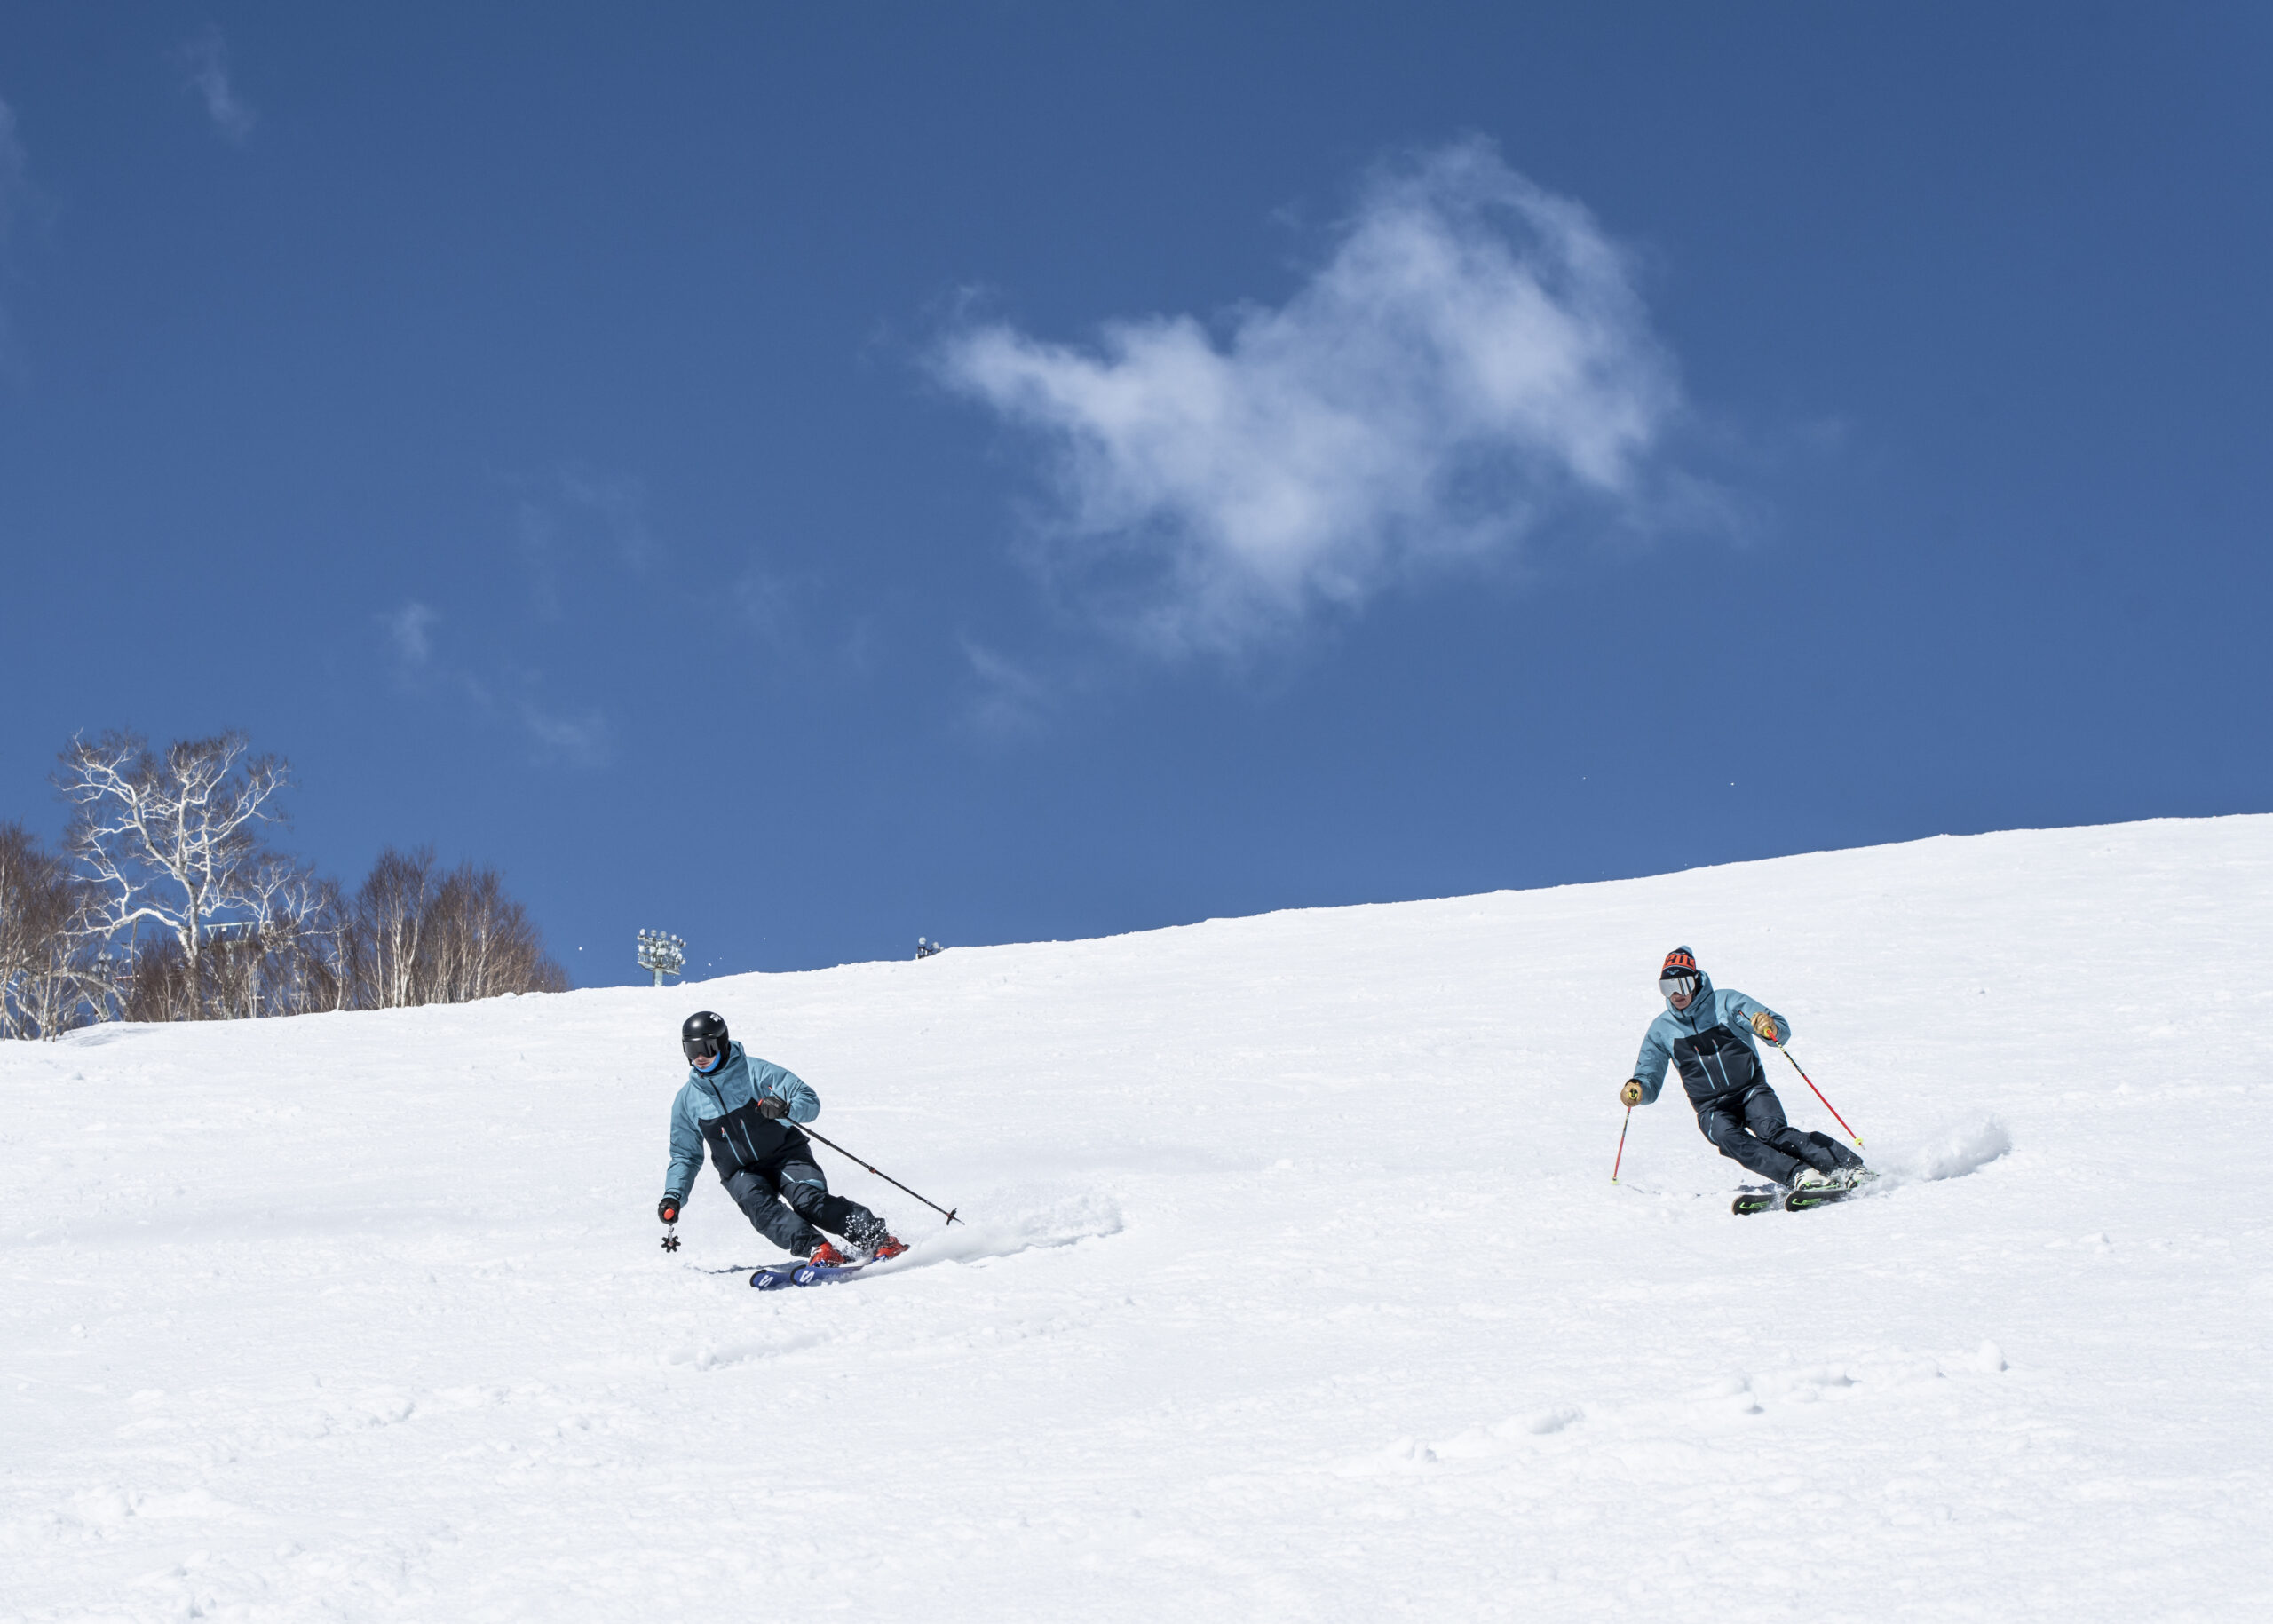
left=351, top=845, right=438, bottom=1010
left=240, top=858, right=349, bottom=1016
left=0, top=822, right=100, bottom=1038
left=424, top=862, right=566, bottom=1002
left=341, top=847, right=567, bottom=1008
left=55, top=730, right=291, bottom=1019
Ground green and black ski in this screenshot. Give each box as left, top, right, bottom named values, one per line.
left=1785, top=1183, right=1861, bottom=1212
left=1733, top=1171, right=1878, bottom=1215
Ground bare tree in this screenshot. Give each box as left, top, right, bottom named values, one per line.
left=119, top=931, right=197, bottom=1024
left=230, top=854, right=348, bottom=1018
left=340, top=846, right=567, bottom=1009
left=350, top=844, right=438, bottom=1010
left=55, top=730, right=291, bottom=1019
left=424, top=862, right=568, bottom=1002
left=0, top=822, right=104, bottom=1038
left=43, top=731, right=563, bottom=1023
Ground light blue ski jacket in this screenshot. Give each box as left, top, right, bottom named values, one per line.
left=663, top=1042, right=821, bottom=1201
left=1629, top=964, right=1789, bottom=1107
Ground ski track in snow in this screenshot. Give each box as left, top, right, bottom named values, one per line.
left=6, top=816, right=2273, bottom=1620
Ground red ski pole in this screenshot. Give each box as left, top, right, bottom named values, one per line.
left=1612, top=1106, right=1632, bottom=1183
left=1778, top=1047, right=1863, bottom=1149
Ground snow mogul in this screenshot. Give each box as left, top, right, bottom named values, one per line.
left=657, top=1010, right=907, bottom=1265
left=1620, top=947, right=1868, bottom=1192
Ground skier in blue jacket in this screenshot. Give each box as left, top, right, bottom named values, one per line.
left=656, top=1010, right=907, bottom=1265
left=1621, top=947, right=1868, bottom=1190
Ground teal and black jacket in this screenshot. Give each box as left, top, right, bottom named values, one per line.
left=1629, top=960, right=1789, bottom=1108
left=663, top=1042, right=821, bottom=1202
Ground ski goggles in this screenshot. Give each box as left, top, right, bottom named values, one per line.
left=683, top=1035, right=725, bottom=1066
left=1659, top=971, right=1700, bottom=1000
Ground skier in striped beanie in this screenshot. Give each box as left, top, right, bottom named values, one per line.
left=1620, top=947, right=1867, bottom=1190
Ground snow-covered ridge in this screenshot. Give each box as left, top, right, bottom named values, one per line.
left=6, top=815, right=2269, bottom=1620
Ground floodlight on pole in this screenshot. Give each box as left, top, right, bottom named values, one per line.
left=636, top=929, right=686, bottom=987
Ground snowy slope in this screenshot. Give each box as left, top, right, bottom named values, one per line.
left=4, top=816, right=2270, bottom=1621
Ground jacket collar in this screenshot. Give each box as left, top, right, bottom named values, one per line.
left=691, top=1040, right=745, bottom=1091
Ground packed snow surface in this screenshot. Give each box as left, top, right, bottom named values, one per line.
left=6, top=817, right=2270, bottom=1620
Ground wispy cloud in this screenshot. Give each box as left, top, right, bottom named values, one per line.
left=377, top=599, right=611, bottom=768
left=0, top=97, right=26, bottom=241
left=558, top=469, right=655, bottom=569
left=515, top=501, right=563, bottom=619
left=513, top=700, right=611, bottom=769
left=180, top=28, right=257, bottom=144
left=939, top=139, right=1691, bottom=656
left=960, top=638, right=1054, bottom=736
left=733, top=565, right=803, bottom=646
left=381, top=601, right=439, bottom=668
left=0, top=94, right=34, bottom=361
left=516, top=468, right=656, bottom=620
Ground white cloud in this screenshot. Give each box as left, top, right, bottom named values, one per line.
left=382, top=601, right=439, bottom=668
left=0, top=97, right=25, bottom=239
left=377, top=600, right=609, bottom=767
left=517, top=469, right=655, bottom=619
left=960, top=638, right=1053, bottom=736
left=733, top=566, right=800, bottom=645
left=939, top=140, right=1688, bottom=655
left=557, top=470, right=655, bottom=570
left=514, top=500, right=562, bottom=619
left=515, top=701, right=610, bottom=769
left=181, top=28, right=257, bottom=144
left=0, top=96, right=25, bottom=354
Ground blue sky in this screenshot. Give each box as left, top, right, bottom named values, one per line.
left=2, top=4, right=2267, bottom=983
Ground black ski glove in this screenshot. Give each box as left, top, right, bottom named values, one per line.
left=754, top=1095, right=789, bottom=1120
left=658, top=1194, right=683, bottom=1224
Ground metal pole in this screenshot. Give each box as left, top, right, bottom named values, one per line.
left=799, top=1122, right=962, bottom=1226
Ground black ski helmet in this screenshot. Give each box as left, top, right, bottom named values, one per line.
left=682, top=1010, right=730, bottom=1067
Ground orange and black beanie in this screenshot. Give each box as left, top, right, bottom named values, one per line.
left=1661, top=947, right=1698, bottom=977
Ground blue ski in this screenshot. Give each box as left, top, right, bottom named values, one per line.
left=750, top=1258, right=871, bottom=1290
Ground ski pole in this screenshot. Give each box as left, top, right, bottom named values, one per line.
left=1612, top=1106, right=1632, bottom=1183
left=800, top=1123, right=962, bottom=1226
left=1778, top=1046, right=1863, bottom=1149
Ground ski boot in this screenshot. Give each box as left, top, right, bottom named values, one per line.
left=1785, top=1165, right=1864, bottom=1212
left=868, top=1235, right=909, bottom=1262
left=809, top=1240, right=853, bottom=1268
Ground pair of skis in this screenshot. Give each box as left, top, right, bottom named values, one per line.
left=1731, top=1174, right=1874, bottom=1216
left=750, top=1254, right=886, bottom=1290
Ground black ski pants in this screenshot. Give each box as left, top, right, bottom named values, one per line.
left=1695, top=1082, right=1864, bottom=1184
left=722, top=1145, right=887, bottom=1257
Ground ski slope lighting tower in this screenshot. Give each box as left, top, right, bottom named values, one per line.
left=636, top=929, right=685, bottom=987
